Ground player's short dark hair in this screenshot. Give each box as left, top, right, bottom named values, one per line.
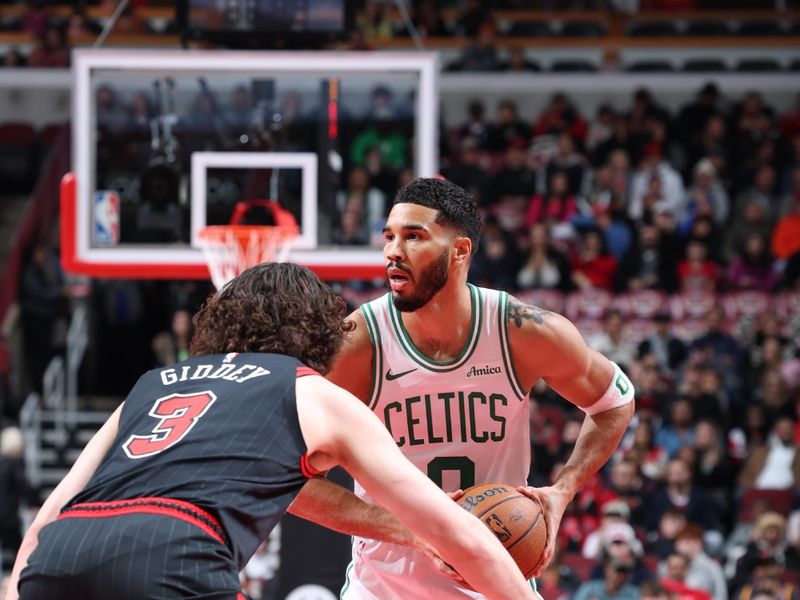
left=190, top=263, right=353, bottom=374
left=393, top=177, right=482, bottom=256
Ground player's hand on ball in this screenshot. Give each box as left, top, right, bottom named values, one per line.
left=516, top=485, right=570, bottom=577
left=447, top=489, right=464, bottom=502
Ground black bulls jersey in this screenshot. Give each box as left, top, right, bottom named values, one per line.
left=68, top=353, right=320, bottom=569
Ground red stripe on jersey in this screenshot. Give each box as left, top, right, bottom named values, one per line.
left=299, top=452, right=322, bottom=479
left=58, top=497, right=226, bottom=544
left=296, top=366, right=320, bottom=378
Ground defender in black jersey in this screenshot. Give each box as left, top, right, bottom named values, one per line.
left=8, top=263, right=536, bottom=600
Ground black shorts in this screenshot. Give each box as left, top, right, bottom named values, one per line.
left=19, top=498, right=248, bottom=600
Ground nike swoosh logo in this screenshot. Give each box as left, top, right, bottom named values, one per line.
left=385, top=368, right=417, bottom=381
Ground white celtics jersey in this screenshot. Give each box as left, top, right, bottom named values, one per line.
left=342, top=285, right=532, bottom=600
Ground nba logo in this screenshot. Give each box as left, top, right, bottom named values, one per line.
left=94, top=191, right=120, bottom=246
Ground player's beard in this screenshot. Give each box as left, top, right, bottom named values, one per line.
left=390, top=249, right=449, bottom=312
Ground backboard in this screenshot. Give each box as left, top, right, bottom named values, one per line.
left=64, top=49, right=440, bottom=280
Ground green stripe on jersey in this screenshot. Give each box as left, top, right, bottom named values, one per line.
left=387, top=284, right=482, bottom=372
left=339, top=560, right=354, bottom=598
left=498, top=291, right=527, bottom=401
left=361, top=302, right=384, bottom=411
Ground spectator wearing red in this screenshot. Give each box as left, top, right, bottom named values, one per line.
left=526, top=397, right=561, bottom=483
left=525, top=170, right=577, bottom=229
left=660, top=552, right=713, bottom=600
left=672, top=524, right=728, bottom=600
left=571, top=229, right=617, bottom=290
left=534, top=92, right=588, bottom=143
left=678, top=240, right=720, bottom=292
left=773, top=183, right=800, bottom=260
left=552, top=459, right=602, bottom=554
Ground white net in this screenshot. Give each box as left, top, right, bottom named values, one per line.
left=197, top=225, right=297, bottom=290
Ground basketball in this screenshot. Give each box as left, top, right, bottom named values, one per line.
left=457, top=483, right=547, bottom=579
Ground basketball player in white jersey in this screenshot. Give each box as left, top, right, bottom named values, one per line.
left=296, top=178, right=635, bottom=599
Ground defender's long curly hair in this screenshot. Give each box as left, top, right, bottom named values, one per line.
left=190, top=263, right=353, bottom=374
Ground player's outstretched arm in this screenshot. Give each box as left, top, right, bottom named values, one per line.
left=5, top=404, right=123, bottom=600
left=296, top=376, right=536, bottom=600
left=506, top=298, right=635, bottom=577
left=289, top=476, right=418, bottom=546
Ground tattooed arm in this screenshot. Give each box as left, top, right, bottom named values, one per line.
left=505, top=296, right=635, bottom=577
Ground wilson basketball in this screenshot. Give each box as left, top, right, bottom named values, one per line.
left=457, top=483, right=547, bottom=578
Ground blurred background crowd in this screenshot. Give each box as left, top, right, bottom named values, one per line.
left=0, top=1, right=799, bottom=599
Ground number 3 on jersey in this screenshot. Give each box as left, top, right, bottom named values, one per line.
left=123, top=391, right=216, bottom=459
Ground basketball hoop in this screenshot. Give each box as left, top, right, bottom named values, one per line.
left=198, top=199, right=299, bottom=290
left=197, top=225, right=298, bottom=290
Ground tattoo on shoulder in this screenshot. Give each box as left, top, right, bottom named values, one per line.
left=508, top=301, right=553, bottom=328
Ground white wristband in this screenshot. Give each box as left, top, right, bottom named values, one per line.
left=582, top=362, right=635, bottom=416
